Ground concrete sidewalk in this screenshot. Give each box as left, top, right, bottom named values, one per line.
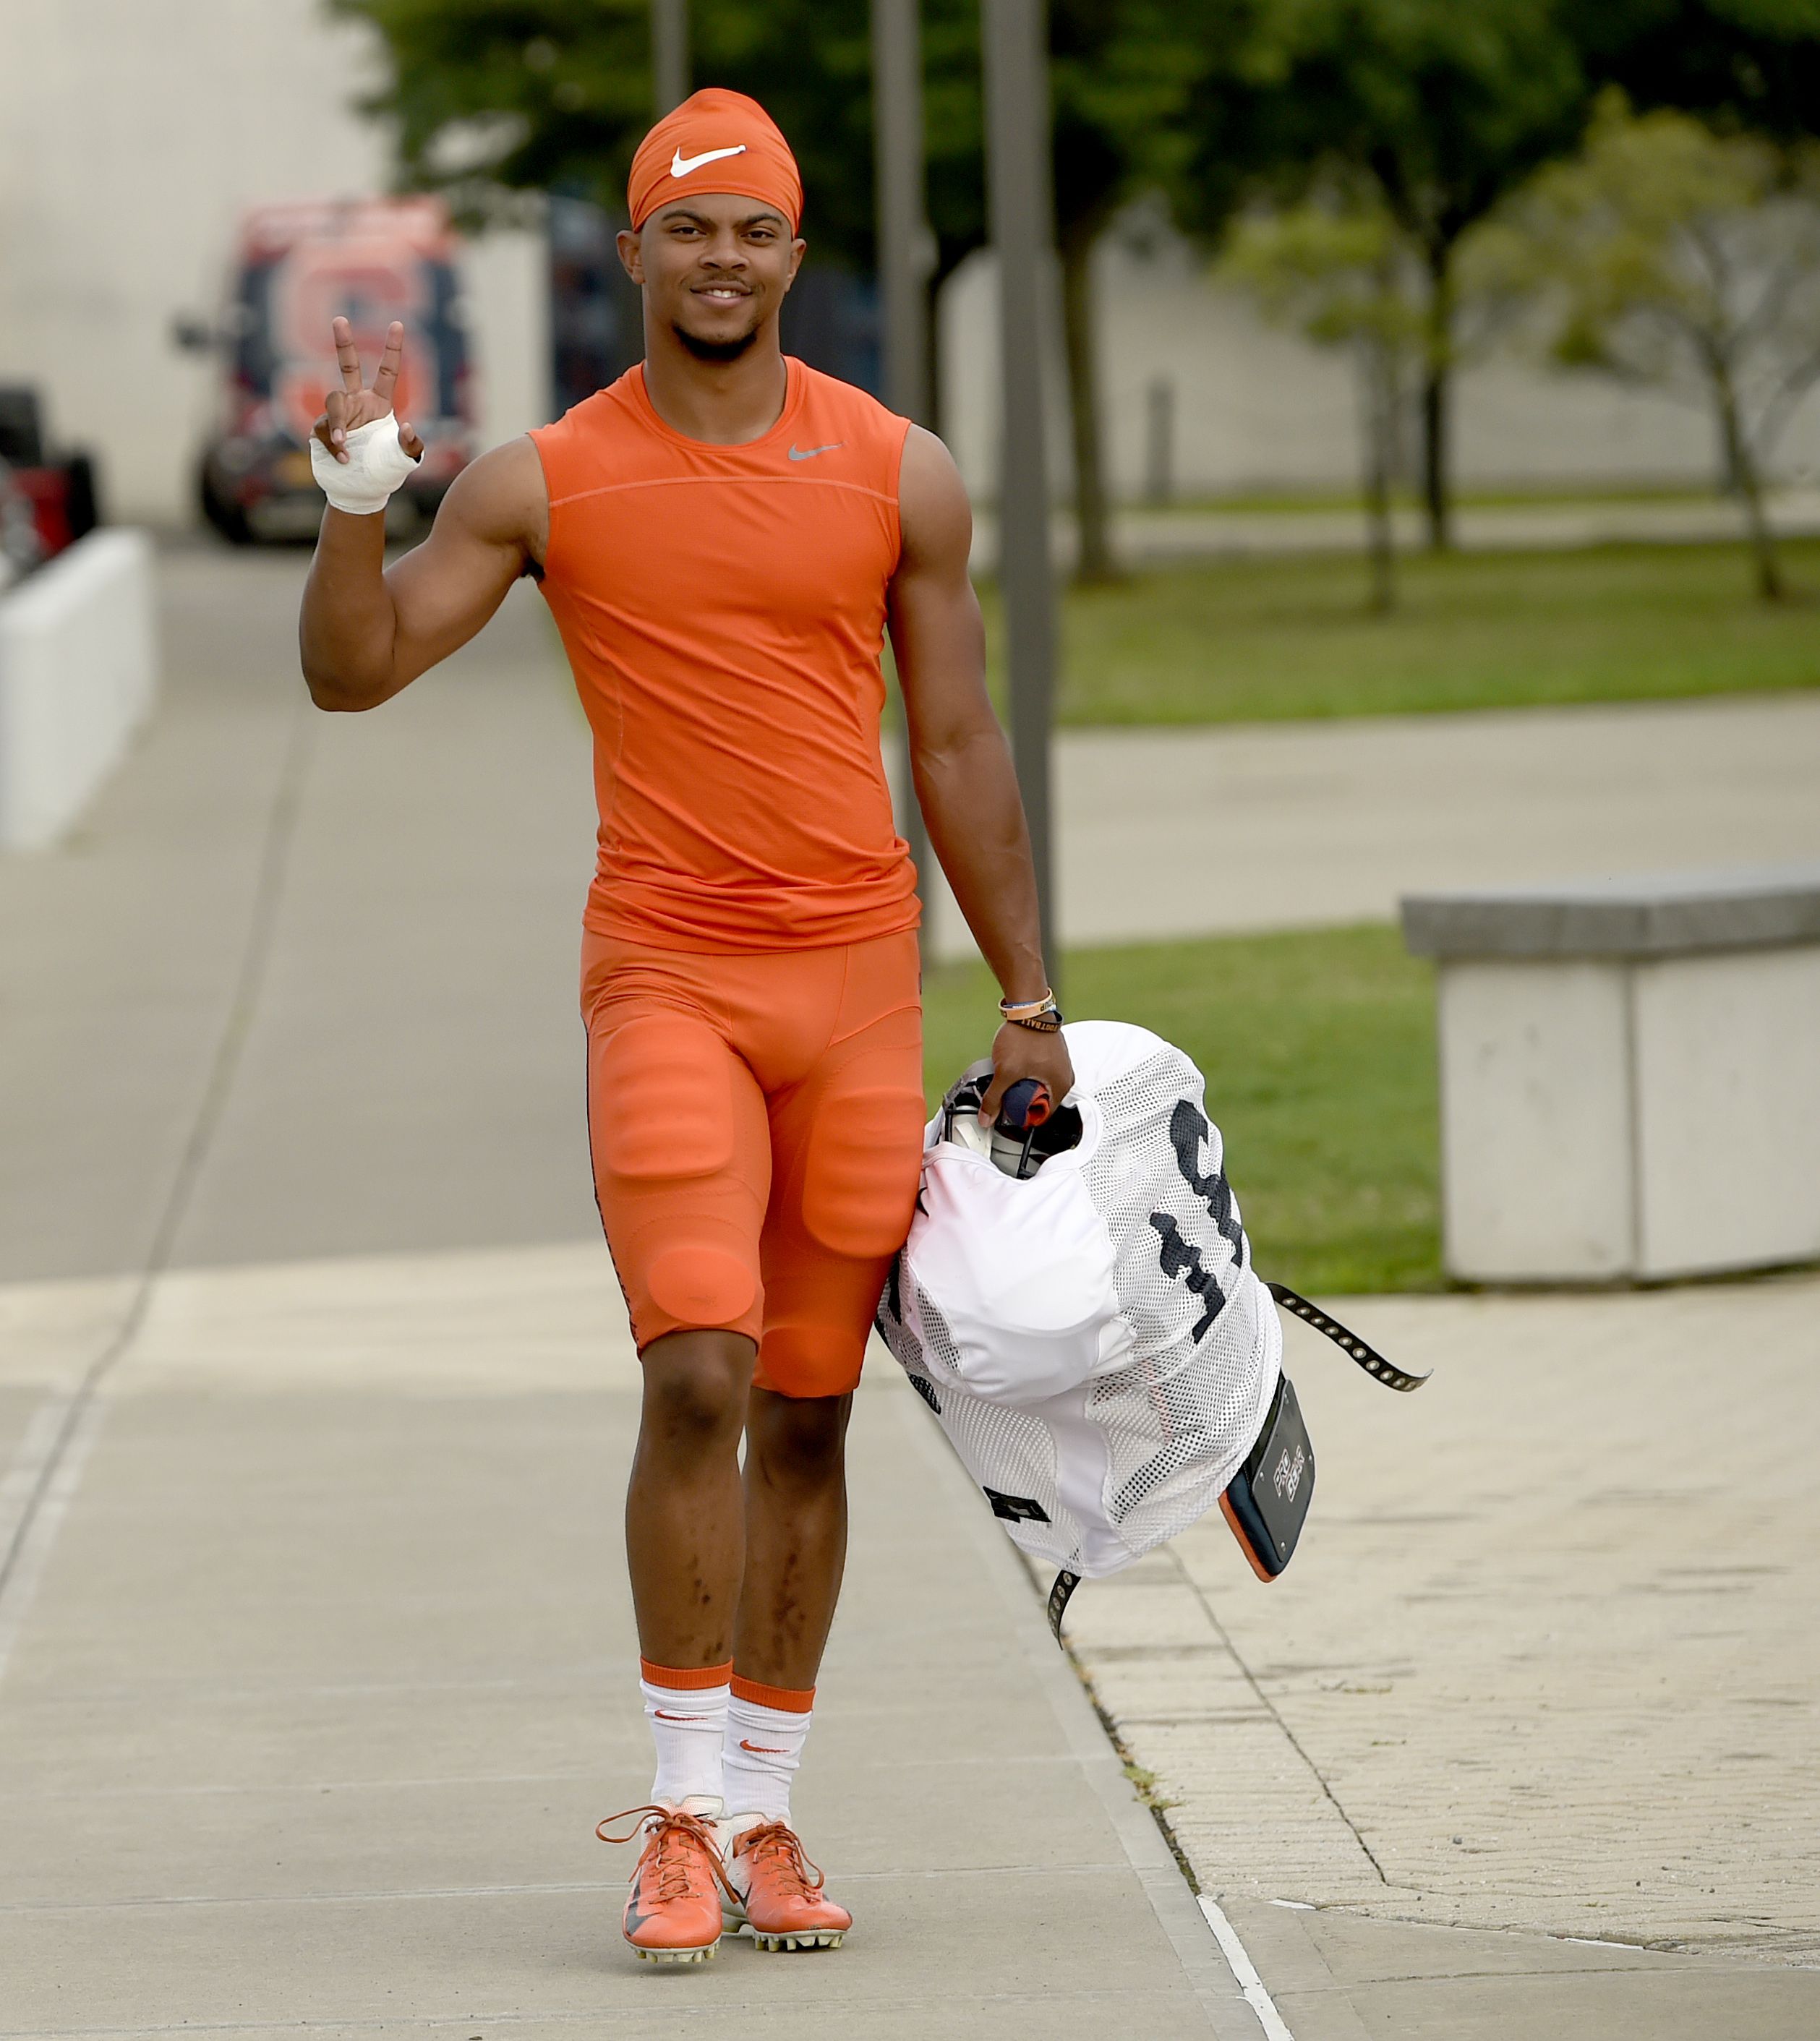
left=0, top=1248, right=1232, bottom=2037
left=1064, top=1278, right=1820, bottom=2034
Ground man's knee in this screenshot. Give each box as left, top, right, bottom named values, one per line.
left=748, top=1388, right=850, bottom=1489
left=638, top=1331, right=753, bottom=1454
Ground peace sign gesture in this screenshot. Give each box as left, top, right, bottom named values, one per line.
left=312, top=317, right=425, bottom=466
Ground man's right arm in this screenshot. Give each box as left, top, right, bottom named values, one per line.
left=299, top=433, right=548, bottom=712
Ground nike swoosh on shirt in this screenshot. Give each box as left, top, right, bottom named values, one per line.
left=672, top=143, right=748, bottom=177
left=787, top=442, right=845, bottom=461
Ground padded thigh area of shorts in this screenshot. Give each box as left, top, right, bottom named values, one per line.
left=594, top=1013, right=735, bottom=1181
left=588, top=1006, right=767, bottom=1346
left=644, top=1236, right=757, bottom=1328
left=800, top=1079, right=928, bottom=1258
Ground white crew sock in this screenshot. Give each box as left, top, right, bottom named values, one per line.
left=639, top=1659, right=732, bottom=1807
left=721, top=1679, right=814, bottom=1826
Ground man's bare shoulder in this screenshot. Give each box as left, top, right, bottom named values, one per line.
left=897, top=425, right=972, bottom=574
left=435, top=434, right=551, bottom=562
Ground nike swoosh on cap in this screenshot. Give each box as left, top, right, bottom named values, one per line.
left=672, top=143, right=748, bottom=178
left=787, top=442, right=845, bottom=461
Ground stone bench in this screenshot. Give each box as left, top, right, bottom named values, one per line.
left=1401, top=868, right=1820, bottom=1283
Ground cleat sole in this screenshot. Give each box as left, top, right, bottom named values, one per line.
left=633, top=1941, right=718, bottom=1964
left=751, top=1927, right=845, bottom=1952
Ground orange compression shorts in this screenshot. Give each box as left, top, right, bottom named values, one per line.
left=581, top=928, right=926, bottom=1398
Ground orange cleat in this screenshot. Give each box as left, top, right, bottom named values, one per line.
left=722, top=1818, right=852, bottom=1951
left=597, top=1800, right=735, bottom=1965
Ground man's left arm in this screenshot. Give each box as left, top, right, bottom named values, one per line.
left=888, top=425, right=1074, bottom=1120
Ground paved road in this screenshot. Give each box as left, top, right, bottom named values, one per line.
left=2, top=542, right=1816, bottom=2034
left=915, top=693, right=1820, bottom=957
left=0, top=549, right=600, bottom=1284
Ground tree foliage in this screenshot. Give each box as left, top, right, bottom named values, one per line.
left=1174, top=0, right=1595, bottom=549
left=1477, top=90, right=1820, bottom=596
left=333, top=1, right=882, bottom=256
left=1581, top=0, right=1820, bottom=139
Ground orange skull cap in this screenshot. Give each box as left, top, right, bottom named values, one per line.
left=628, top=88, right=803, bottom=234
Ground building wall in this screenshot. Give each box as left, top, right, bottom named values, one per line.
left=939, top=225, right=1820, bottom=502
left=0, top=0, right=550, bottom=526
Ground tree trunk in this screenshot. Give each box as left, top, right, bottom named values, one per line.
left=1419, top=244, right=1454, bottom=553
left=1059, top=220, right=1119, bottom=584
left=1359, top=335, right=1397, bottom=615
left=1716, top=370, right=1784, bottom=602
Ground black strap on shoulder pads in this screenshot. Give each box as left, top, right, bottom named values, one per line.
left=1266, top=1283, right=1430, bottom=1392
left=1046, top=1569, right=1080, bottom=1643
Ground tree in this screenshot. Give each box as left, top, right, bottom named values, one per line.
left=1045, top=1, right=1195, bottom=581
left=331, top=1, right=881, bottom=253
left=1174, top=0, right=1592, bottom=549
left=1222, top=192, right=1422, bottom=612
left=1476, top=93, right=1820, bottom=599
left=1582, top=0, right=1820, bottom=140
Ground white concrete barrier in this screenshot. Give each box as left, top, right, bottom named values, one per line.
left=1403, top=868, right=1820, bottom=1284
left=0, top=529, right=158, bottom=851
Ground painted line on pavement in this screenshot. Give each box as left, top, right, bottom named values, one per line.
left=1199, top=1894, right=1297, bottom=2041
left=0, top=1395, right=107, bottom=1682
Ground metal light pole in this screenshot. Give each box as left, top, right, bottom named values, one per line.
left=651, top=0, right=688, bottom=117
left=871, top=0, right=935, bottom=945
left=982, top=0, right=1058, bottom=971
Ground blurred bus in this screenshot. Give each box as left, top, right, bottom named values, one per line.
left=179, top=198, right=474, bottom=543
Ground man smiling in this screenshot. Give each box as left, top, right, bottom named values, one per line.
left=299, top=87, right=1071, bottom=1966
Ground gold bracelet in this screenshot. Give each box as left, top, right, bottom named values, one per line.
left=998, top=987, right=1056, bottom=1020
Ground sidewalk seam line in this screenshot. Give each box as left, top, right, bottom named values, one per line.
left=1166, top=1542, right=1390, bottom=1885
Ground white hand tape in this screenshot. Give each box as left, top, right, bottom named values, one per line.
left=309, top=414, right=421, bottom=516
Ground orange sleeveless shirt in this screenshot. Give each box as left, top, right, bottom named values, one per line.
left=530, top=360, right=920, bottom=951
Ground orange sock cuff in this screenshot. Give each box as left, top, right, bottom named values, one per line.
left=639, top=1657, right=733, bottom=1691
left=730, top=1672, right=815, bottom=1713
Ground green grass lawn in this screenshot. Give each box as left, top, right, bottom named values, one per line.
left=922, top=925, right=1441, bottom=1296
left=977, top=538, right=1820, bottom=725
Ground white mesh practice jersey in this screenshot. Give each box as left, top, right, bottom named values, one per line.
left=876, top=1021, right=1282, bottom=1578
